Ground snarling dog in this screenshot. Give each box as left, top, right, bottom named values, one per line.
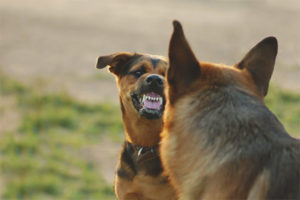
left=160, top=21, right=300, bottom=200
left=96, top=52, right=176, bottom=200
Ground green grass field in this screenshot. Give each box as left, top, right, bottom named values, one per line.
left=0, top=74, right=122, bottom=200
left=0, top=74, right=299, bottom=199
left=266, top=86, right=300, bottom=136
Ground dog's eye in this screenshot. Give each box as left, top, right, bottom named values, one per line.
left=132, top=70, right=145, bottom=78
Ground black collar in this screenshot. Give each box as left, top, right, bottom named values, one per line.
left=118, top=141, right=164, bottom=179
left=126, top=142, right=159, bottom=164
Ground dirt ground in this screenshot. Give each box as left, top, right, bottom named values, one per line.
left=1, top=0, right=300, bottom=185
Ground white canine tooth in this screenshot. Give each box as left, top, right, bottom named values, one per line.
left=143, top=95, right=146, bottom=102
left=159, top=97, right=163, bottom=104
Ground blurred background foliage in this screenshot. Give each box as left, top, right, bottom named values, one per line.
left=1, top=72, right=300, bottom=199
left=0, top=73, right=122, bottom=200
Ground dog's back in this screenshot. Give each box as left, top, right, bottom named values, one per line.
left=160, top=21, right=300, bottom=200
left=166, top=84, right=300, bottom=199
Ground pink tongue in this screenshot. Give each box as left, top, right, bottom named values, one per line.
left=144, top=99, right=161, bottom=110
left=143, top=93, right=161, bottom=110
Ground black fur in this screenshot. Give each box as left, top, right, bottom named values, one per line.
left=117, top=142, right=137, bottom=181
left=119, top=54, right=143, bottom=78
left=116, top=141, right=164, bottom=181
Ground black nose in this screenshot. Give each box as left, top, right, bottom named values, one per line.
left=145, top=75, right=164, bottom=87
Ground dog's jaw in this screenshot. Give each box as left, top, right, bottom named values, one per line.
left=131, top=92, right=165, bottom=119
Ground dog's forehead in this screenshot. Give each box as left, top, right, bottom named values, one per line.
left=139, top=54, right=168, bottom=67
left=126, top=54, right=167, bottom=72
left=150, top=55, right=167, bottom=65
left=147, top=54, right=167, bottom=62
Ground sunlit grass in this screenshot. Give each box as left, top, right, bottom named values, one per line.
left=266, top=85, right=300, bottom=136
left=0, top=73, right=122, bottom=200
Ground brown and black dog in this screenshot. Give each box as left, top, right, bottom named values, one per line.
left=96, top=52, right=176, bottom=200
left=160, top=21, right=300, bottom=200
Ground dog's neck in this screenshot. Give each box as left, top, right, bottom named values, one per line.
left=120, top=101, right=162, bottom=147
left=123, top=114, right=162, bottom=147
left=174, top=87, right=287, bottom=147
left=126, top=141, right=159, bottom=165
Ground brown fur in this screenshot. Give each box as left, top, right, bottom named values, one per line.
left=115, top=173, right=176, bottom=200
left=96, top=52, right=177, bottom=200
left=160, top=21, right=300, bottom=200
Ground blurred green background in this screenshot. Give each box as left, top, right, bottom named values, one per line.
left=0, top=0, right=299, bottom=199
left=1, top=68, right=300, bottom=200
left=0, top=73, right=122, bottom=200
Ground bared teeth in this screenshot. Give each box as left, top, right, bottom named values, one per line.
left=142, top=94, right=162, bottom=102
left=159, top=97, right=163, bottom=104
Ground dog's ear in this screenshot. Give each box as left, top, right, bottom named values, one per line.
left=96, top=52, right=135, bottom=76
left=236, top=37, right=278, bottom=96
left=167, top=20, right=201, bottom=95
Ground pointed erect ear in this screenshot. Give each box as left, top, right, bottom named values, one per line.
left=167, top=20, right=201, bottom=91
left=236, top=37, right=278, bottom=96
left=96, top=52, right=135, bottom=76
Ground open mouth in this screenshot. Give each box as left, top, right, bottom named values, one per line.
left=131, top=92, right=165, bottom=119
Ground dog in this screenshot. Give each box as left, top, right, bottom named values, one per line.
left=96, top=52, right=177, bottom=200
left=160, top=20, right=300, bottom=200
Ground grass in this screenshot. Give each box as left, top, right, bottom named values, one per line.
left=0, top=73, right=123, bottom=200
left=265, top=86, right=300, bottom=136
left=0, top=73, right=299, bottom=200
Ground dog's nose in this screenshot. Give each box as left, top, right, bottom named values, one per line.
left=145, top=75, right=164, bottom=87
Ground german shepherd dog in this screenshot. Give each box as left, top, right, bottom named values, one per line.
left=160, top=21, right=300, bottom=200
left=96, top=52, right=176, bottom=200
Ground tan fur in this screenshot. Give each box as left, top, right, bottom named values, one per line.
left=247, top=170, right=270, bottom=200
left=97, top=52, right=177, bottom=200
left=116, top=59, right=166, bottom=146
left=161, top=21, right=300, bottom=200
left=115, top=172, right=176, bottom=200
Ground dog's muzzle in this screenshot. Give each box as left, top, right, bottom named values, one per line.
left=131, top=75, right=165, bottom=119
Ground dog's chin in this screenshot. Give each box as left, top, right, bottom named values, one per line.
left=131, top=92, right=164, bottom=120
left=139, top=108, right=162, bottom=119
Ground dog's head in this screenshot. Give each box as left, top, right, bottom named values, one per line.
left=97, top=52, right=167, bottom=119
left=166, top=20, right=277, bottom=106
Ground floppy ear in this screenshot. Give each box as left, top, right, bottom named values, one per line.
left=167, top=20, right=201, bottom=93
left=236, top=37, right=278, bottom=96
left=96, top=52, right=135, bottom=76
